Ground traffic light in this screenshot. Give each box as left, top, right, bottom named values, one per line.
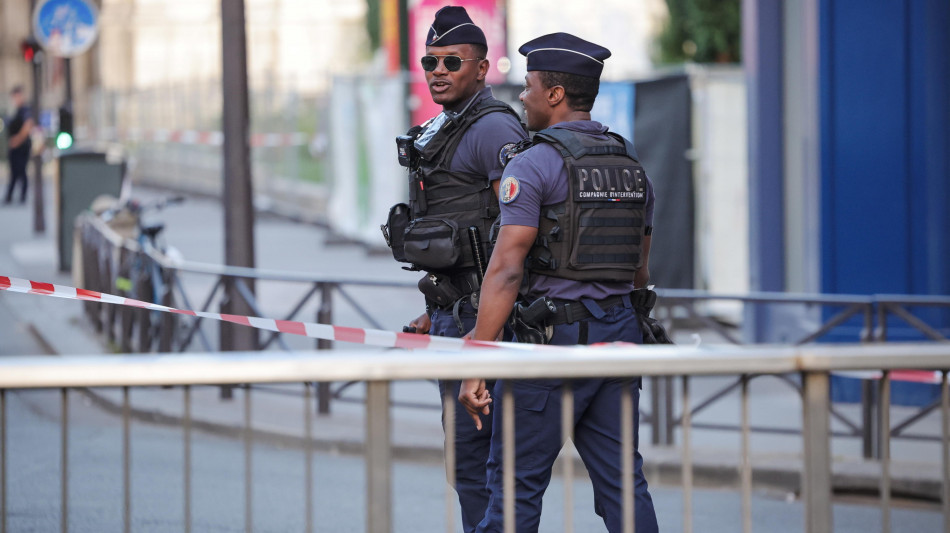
left=20, top=38, right=41, bottom=65
left=57, top=107, right=74, bottom=150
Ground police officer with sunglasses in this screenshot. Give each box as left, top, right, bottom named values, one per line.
left=381, top=6, right=527, bottom=532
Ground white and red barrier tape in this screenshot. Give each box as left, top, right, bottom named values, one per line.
left=80, top=128, right=308, bottom=148
left=2, top=275, right=947, bottom=386
left=0, top=275, right=538, bottom=352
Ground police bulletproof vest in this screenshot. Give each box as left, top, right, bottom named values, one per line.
left=526, top=128, right=648, bottom=283
left=391, top=98, right=521, bottom=274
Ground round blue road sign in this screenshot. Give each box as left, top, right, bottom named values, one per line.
left=32, top=0, right=100, bottom=58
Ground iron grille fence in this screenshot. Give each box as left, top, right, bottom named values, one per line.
left=73, top=214, right=950, bottom=463
left=1, top=344, right=948, bottom=532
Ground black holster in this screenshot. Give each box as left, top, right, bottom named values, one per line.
left=508, top=296, right=557, bottom=344
left=633, top=289, right=674, bottom=344
left=417, top=273, right=463, bottom=309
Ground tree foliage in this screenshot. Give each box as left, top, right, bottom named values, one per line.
left=365, top=0, right=382, bottom=52
left=657, top=0, right=741, bottom=64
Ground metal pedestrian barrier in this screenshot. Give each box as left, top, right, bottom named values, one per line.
left=0, top=344, right=948, bottom=532
left=73, top=211, right=950, bottom=466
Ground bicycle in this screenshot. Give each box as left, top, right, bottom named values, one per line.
left=101, top=194, right=185, bottom=353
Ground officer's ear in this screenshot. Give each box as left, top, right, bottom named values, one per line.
left=476, top=58, right=489, bottom=82
left=547, top=85, right=566, bottom=108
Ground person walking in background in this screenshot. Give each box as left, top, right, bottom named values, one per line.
left=381, top=6, right=527, bottom=531
left=5, top=85, right=34, bottom=205
left=459, top=32, right=660, bottom=532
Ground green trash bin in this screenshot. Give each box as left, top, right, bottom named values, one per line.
left=57, top=146, right=126, bottom=271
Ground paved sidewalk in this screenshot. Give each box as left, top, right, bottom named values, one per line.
left=0, top=179, right=943, bottom=504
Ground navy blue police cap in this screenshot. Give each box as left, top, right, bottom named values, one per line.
left=425, top=6, right=487, bottom=48
left=518, top=32, right=611, bottom=79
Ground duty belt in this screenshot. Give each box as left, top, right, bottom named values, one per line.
left=547, top=288, right=656, bottom=326
left=431, top=270, right=482, bottom=337
left=426, top=270, right=482, bottom=311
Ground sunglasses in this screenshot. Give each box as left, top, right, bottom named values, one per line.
left=420, top=55, right=483, bottom=72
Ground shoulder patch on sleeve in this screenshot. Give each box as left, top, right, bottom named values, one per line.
left=498, top=142, right=518, bottom=166
left=499, top=176, right=521, bottom=204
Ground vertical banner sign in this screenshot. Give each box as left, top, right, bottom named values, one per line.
left=32, top=0, right=100, bottom=58
left=408, top=0, right=507, bottom=125
left=381, top=0, right=402, bottom=73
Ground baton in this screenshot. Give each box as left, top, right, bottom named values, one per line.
left=468, top=226, right=486, bottom=284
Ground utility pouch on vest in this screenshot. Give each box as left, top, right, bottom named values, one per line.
left=403, top=217, right=461, bottom=270
left=382, top=203, right=411, bottom=263
left=417, top=272, right=464, bottom=309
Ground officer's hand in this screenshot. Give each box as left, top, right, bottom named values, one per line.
left=408, top=312, right=431, bottom=334
left=458, top=378, right=492, bottom=430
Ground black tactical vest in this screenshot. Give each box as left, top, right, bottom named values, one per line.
left=396, top=97, right=522, bottom=274
left=525, top=127, right=648, bottom=283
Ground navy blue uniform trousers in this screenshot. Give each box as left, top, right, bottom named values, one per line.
left=5, top=148, right=29, bottom=203
left=477, top=303, right=659, bottom=533
left=431, top=298, right=494, bottom=533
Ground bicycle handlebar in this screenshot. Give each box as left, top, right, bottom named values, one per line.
left=101, top=195, right=185, bottom=218
left=99, top=195, right=186, bottom=226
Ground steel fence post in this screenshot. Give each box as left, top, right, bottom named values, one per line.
left=862, top=379, right=879, bottom=459
left=159, top=268, right=176, bottom=352
left=316, top=283, right=333, bottom=414
left=366, top=381, right=392, bottom=533
left=801, top=371, right=832, bottom=533
left=1, top=389, right=5, bottom=533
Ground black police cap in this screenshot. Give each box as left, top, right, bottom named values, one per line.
left=425, top=6, right=487, bottom=49
left=518, top=32, right=611, bottom=79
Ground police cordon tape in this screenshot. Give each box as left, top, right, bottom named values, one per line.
left=0, top=275, right=564, bottom=352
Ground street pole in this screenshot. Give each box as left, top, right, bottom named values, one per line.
left=29, top=0, right=45, bottom=234
left=220, top=0, right=257, bottom=354
left=398, top=0, right=409, bottom=72
left=30, top=55, right=44, bottom=234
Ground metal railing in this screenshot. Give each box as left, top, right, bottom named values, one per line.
left=648, top=290, right=950, bottom=459
left=0, top=343, right=948, bottom=532
left=75, top=213, right=950, bottom=460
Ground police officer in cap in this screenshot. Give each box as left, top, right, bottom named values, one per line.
left=458, top=32, right=660, bottom=532
left=382, top=6, right=527, bottom=531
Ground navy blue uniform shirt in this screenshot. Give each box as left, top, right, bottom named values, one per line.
left=428, top=87, right=527, bottom=184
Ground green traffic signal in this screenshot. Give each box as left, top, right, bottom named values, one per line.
left=56, top=131, right=73, bottom=150
left=57, top=106, right=73, bottom=150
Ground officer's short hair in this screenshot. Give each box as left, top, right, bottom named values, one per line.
left=471, top=43, right=488, bottom=60
left=10, top=85, right=24, bottom=96
left=538, top=71, right=599, bottom=112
